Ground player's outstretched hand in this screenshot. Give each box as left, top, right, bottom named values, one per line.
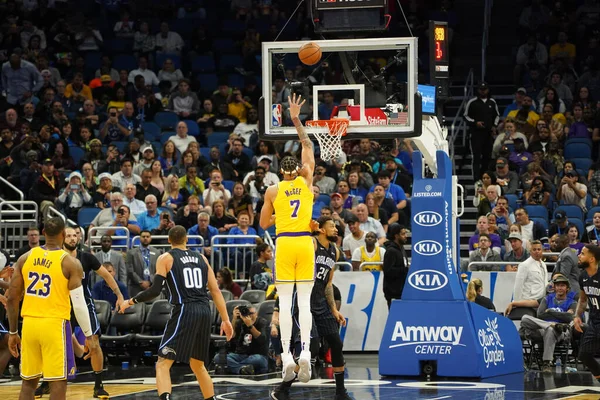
left=221, top=320, right=234, bottom=341
left=8, top=333, right=21, bottom=358
left=309, top=219, right=319, bottom=232
left=0, top=294, right=7, bottom=308
left=333, top=311, right=346, bottom=327
left=288, top=93, right=306, bottom=120
left=0, top=266, right=13, bottom=280
left=83, top=335, right=100, bottom=360
left=574, top=316, right=583, bottom=333
left=118, top=299, right=132, bottom=314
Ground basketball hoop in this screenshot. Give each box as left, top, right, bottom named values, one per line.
left=306, top=119, right=349, bottom=162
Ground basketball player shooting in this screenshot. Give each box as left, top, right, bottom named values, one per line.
left=260, top=93, right=316, bottom=383
left=6, top=217, right=100, bottom=400
left=118, top=226, right=233, bottom=400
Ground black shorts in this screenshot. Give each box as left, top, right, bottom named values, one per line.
left=159, top=302, right=211, bottom=363
left=313, top=313, right=340, bottom=337
left=71, top=298, right=101, bottom=337
left=580, top=322, right=600, bottom=356
left=0, top=322, right=6, bottom=340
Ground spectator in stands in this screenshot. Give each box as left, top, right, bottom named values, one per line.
left=354, top=138, right=377, bottom=168
left=133, top=146, right=155, bottom=176
left=1, top=53, right=43, bottom=106
left=89, top=192, right=138, bottom=232
left=347, top=172, right=368, bottom=204
left=30, top=158, right=63, bottom=222
left=178, top=164, right=205, bottom=199
left=136, top=194, right=161, bottom=230
left=232, top=106, right=258, bottom=145
left=100, top=106, right=132, bottom=143
left=525, top=176, right=551, bottom=206
left=206, top=102, right=240, bottom=134
left=373, top=170, right=407, bottom=213
left=224, top=137, right=252, bottom=178
left=567, top=224, right=584, bottom=254
left=552, top=234, right=580, bottom=292
left=170, top=150, right=193, bottom=178
left=504, top=232, right=530, bottom=272
left=519, top=274, right=575, bottom=374
left=133, top=21, right=155, bottom=59
left=583, top=212, right=600, bottom=244
left=365, top=193, right=390, bottom=232
left=111, top=158, right=140, bottom=192
left=342, top=213, right=366, bottom=259
left=351, top=204, right=386, bottom=245
left=227, top=88, right=252, bottom=123
left=155, top=21, right=184, bottom=55
left=105, top=204, right=141, bottom=239
left=49, top=140, right=75, bottom=171
left=56, top=171, right=93, bottom=220
left=15, top=226, right=40, bottom=259
left=247, top=166, right=268, bottom=210
left=383, top=223, right=409, bottom=308
left=203, top=146, right=235, bottom=181
left=149, top=211, right=176, bottom=238
left=467, top=233, right=502, bottom=271
left=175, top=195, right=202, bottom=229
left=228, top=182, right=253, bottom=222
left=508, top=138, right=534, bottom=174
left=567, top=103, right=592, bottom=139
left=313, top=162, right=336, bottom=195
left=512, top=240, right=547, bottom=301
left=538, top=87, right=567, bottom=116
left=158, top=59, right=183, bottom=90
left=158, top=140, right=178, bottom=174
left=351, top=231, right=386, bottom=271
left=249, top=241, right=273, bottom=291
left=170, top=121, right=197, bottom=154
left=211, top=199, right=237, bottom=233
left=187, top=212, right=219, bottom=258
left=169, top=79, right=200, bottom=120
left=495, top=157, right=519, bottom=194
left=92, top=262, right=129, bottom=309
left=75, top=20, right=103, bottom=52
left=220, top=304, right=269, bottom=375
left=492, top=119, right=529, bottom=158
left=128, top=56, right=159, bottom=86
left=65, top=72, right=92, bottom=104
left=515, top=207, right=547, bottom=242
left=204, top=169, right=231, bottom=208
left=503, top=224, right=529, bottom=252
left=487, top=213, right=506, bottom=240
left=93, top=235, right=127, bottom=286
left=330, top=193, right=352, bottom=221
left=243, top=156, right=279, bottom=186
left=466, top=278, right=496, bottom=310
left=94, top=173, right=117, bottom=209
left=548, top=210, right=570, bottom=237
left=464, top=82, right=500, bottom=179
left=217, top=267, right=242, bottom=299
left=515, top=35, right=548, bottom=84
left=557, top=169, right=587, bottom=211
left=135, top=168, right=160, bottom=202
left=122, top=183, right=146, bottom=215
left=162, top=174, right=185, bottom=210
left=543, top=72, right=573, bottom=109
left=311, top=185, right=327, bottom=219
left=226, top=211, right=256, bottom=272
left=477, top=184, right=501, bottom=217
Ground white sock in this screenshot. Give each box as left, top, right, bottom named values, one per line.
left=277, top=283, right=294, bottom=356
left=296, top=282, right=314, bottom=353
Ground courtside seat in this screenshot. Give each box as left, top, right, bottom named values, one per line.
left=240, top=290, right=266, bottom=304
left=257, top=300, right=275, bottom=322
left=101, top=302, right=145, bottom=345
left=136, top=300, right=173, bottom=347
left=93, top=299, right=112, bottom=335
left=220, top=289, right=233, bottom=302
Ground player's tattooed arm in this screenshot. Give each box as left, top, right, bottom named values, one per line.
left=289, top=93, right=312, bottom=150
left=325, top=284, right=337, bottom=314
left=575, top=290, right=588, bottom=316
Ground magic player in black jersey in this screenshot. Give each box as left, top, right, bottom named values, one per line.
left=575, top=244, right=600, bottom=381
left=35, top=226, right=123, bottom=399
left=271, top=216, right=353, bottom=400
left=119, top=226, right=233, bottom=400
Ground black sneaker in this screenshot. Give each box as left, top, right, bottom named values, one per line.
left=240, top=364, right=255, bottom=375
left=334, top=390, right=354, bottom=400
left=34, top=381, right=50, bottom=398
left=270, top=387, right=290, bottom=400
left=94, top=385, right=110, bottom=399
left=554, top=323, right=569, bottom=335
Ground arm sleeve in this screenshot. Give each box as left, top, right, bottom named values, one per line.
left=132, top=274, right=165, bottom=304
left=71, top=285, right=93, bottom=336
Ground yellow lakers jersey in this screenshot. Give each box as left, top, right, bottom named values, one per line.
left=274, top=177, right=314, bottom=235
left=21, top=247, right=71, bottom=320
left=360, top=246, right=383, bottom=271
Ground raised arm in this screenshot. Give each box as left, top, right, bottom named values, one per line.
left=289, top=94, right=314, bottom=186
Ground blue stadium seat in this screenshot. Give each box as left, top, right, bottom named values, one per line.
left=207, top=132, right=230, bottom=147
left=191, top=55, right=216, bottom=73
left=531, top=217, right=548, bottom=232
left=113, top=54, right=138, bottom=71
left=105, top=38, right=133, bottom=54
left=318, top=194, right=331, bottom=206
left=84, top=52, right=103, bottom=72
left=155, top=53, right=181, bottom=70
left=587, top=193, right=593, bottom=212
left=228, top=73, right=245, bottom=89
left=222, top=19, right=247, bottom=34
left=183, top=120, right=200, bottom=137
left=564, top=142, right=592, bottom=160
left=151, top=141, right=162, bottom=153
left=242, top=146, right=254, bottom=160
left=142, top=122, right=162, bottom=142
left=568, top=218, right=585, bottom=240
left=200, top=147, right=210, bottom=159
left=69, top=146, right=85, bottom=166
left=213, top=38, right=235, bottom=53
left=504, top=194, right=518, bottom=212
left=160, top=132, right=176, bottom=144
left=222, top=180, right=234, bottom=192
left=571, top=158, right=593, bottom=175
left=78, top=207, right=101, bottom=228
left=556, top=205, right=584, bottom=221
left=197, top=74, right=218, bottom=92
left=587, top=206, right=600, bottom=224
left=154, top=112, right=180, bottom=131
left=220, top=55, right=243, bottom=71
left=112, top=141, right=128, bottom=152
left=524, top=205, right=548, bottom=220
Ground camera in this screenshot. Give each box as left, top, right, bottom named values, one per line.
left=238, top=305, right=251, bottom=317
left=70, top=184, right=80, bottom=190
left=118, top=209, right=125, bottom=215
left=163, top=214, right=170, bottom=220
left=110, top=112, right=117, bottom=117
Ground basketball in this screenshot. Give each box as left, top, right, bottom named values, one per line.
left=299, top=42, right=322, bottom=66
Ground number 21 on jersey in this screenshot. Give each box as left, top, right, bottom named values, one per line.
left=290, top=200, right=300, bottom=218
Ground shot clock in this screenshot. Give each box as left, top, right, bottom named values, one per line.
left=429, top=20, right=450, bottom=101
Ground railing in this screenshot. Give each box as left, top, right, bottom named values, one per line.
left=335, top=262, right=353, bottom=272
left=88, top=226, right=130, bottom=252
left=482, top=0, right=494, bottom=82
left=359, top=261, right=384, bottom=271
left=449, top=68, right=474, bottom=172
left=48, top=206, right=85, bottom=242
left=467, top=260, right=557, bottom=272
left=0, top=176, right=24, bottom=203
left=263, top=230, right=275, bottom=249
left=0, top=200, right=39, bottom=253
left=210, top=234, right=261, bottom=279
left=130, top=235, right=205, bottom=251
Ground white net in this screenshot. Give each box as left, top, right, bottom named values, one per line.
left=306, top=119, right=349, bottom=162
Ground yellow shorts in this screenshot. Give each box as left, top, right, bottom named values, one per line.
left=21, top=317, right=72, bottom=381
left=274, top=235, right=315, bottom=283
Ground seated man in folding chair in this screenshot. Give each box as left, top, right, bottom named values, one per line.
left=519, top=274, right=577, bottom=374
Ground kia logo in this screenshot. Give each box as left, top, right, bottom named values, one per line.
left=408, top=270, right=448, bottom=291
left=413, top=211, right=442, bottom=227
left=413, top=240, right=442, bottom=256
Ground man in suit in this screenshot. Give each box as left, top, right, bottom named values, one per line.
left=125, top=230, right=161, bottom=296
left=552, top=234, right=581, bottom=293
left=93, top=235, right=127, bottom=287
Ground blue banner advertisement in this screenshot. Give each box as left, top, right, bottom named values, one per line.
left=379, top=151, right=523, bottom=377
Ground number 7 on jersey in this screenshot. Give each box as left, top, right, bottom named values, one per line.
left=290, top=200, right=300, bottom=218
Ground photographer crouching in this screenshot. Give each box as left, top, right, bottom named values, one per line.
left=214, top=305, right=269, bottom=375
